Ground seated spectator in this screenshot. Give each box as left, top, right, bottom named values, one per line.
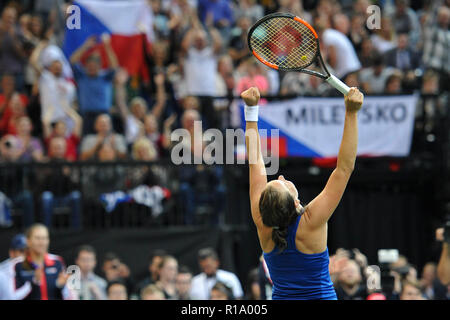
left=331, top=13, right=351, bottom=37
left=144, top=113, right=165, bottom=157
left=148, top=0, right=170, bottom=41
left=0, top=134, right=35, bottom=226
left=175, top=266, right=193, bottom=300
left=14, top=116, right=44, bottom=162
left=384, top=32, right=421, bottom=72
left=422, top=5, right=450, bottom=87
left=334, top=259, right=368, bottom=300
left=0, top=74, right=28, bottom=135
left=400, top=280, right=425, bottom=300
left=141, top=284, right=165, bottom=300
left=316, top=17, right=362, bottom=79
left=210, top=281, right=234, bottom=300
left=235, top=58, right=269, bottom=97
left=0, top=6, right=27, bottom=90
left=349, top=14, right=369, bottom=54
left=0, top=233, right=28, bottom=300
left=197, top=0, right=234, bottom=39
left=228, top=16, right=252, bottom=67
left=280, top=67, right=329, bottom=97
left=134, top=249, right=167, bottom=298
left=82, top=142, right=127, bottom=208
left=42, top=106, right=81, bottom=161
left=245, top=268, right=261, bottom=300
left=102, top=253, right=134, bottom=296
left=107, top=280, right=128, bottom=300
left=278, top=0, right=312, bottom=22
left=216, top=54, right=235, bottom=99
left=370, top=16, right=397, bottom=54
left=418, top=70, right=443, bottom=132
left=360, top=53, right=396, bottom=94
left=128, top=137, right=164, bottom=190
left=69, top=34, right=119, bottom=134
left=343, top=71, right=361, bottom=89
left=75, top=245, right=107, bottom=300
left=420, top=262, right=438, bottom=300
left=40, top=137, right=82, bottom=229
left=389, top=0, right=421, bottom=48
left=155, top=255, right=178, bottom=299
left=0, top=93, right=27, bottom=135
left=384, top=72, right=404, bottom=94
left=132, top=137, right=158, bottom=162
left=190, top=248, right=243, bottom=300
left=358, top=36, right=379, bottom=68
left=79, top=114, right=127, bottom=160
left=232, top=0, right=263, bottom=24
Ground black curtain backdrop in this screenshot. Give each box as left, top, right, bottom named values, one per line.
left=0, top=226, right=262, bottom=291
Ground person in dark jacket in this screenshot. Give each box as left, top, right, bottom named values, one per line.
left=14, top=224, right=69, bottom=300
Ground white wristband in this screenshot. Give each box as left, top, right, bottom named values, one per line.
left=244, top=105, right=259, bottom=122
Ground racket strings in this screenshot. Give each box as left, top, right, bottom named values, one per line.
left=250, top=17, right=317, bottom=69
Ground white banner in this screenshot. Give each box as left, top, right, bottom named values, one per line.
left=252, top=95, right=418, bottom=157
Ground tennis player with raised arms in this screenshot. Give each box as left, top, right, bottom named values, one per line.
left=242, top=85, right=363, bottom=300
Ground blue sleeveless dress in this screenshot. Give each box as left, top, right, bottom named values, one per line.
left=263, top=215, right=337, bottom=300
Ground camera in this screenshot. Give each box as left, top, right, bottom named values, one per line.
left=377, top=249, right=399, bottom=295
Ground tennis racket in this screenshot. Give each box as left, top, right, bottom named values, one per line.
left=247, top=13, right=350, bottom=95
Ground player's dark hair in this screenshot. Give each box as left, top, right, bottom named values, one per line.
left=259, top=186, right=298, bottom=253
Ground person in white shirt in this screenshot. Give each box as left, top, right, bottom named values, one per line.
left=318, top=22, right=361, bottom=79
left=38, top=57, right=77, bottom=132
left=359, top=53, right=396, bottom=94
left=74, top=245, right=108, bottom=300
left=0, top=234, right=31, bottom=300
left=181, top=25, right=222, bottom=97
left=190, top=247, right=243, bottom=300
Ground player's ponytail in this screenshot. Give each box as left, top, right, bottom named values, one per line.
left=259, top=186, right=298, bottom=253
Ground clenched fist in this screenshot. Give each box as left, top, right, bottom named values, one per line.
left=344, top=87, right=364, bottom=113
left=241, top=87, right=260, bottom=106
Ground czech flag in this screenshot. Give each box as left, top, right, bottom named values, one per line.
left=62, top=0, right=154, bottom=80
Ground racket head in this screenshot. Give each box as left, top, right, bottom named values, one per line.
left=248, top=13, right=322, bottom=74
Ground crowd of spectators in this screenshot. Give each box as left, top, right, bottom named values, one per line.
left=0, top=0, right=448, bottom=164
left=0, top=224, right=448, bottom=300
left=0, top=1, right=447, bottom=226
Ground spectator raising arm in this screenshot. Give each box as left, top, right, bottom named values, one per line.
left=115, top=68, right=131, bottom=121
left=210, top=27, right=223, bottom=55
left=101, top=33, right=119, bottom=70
left=150, top=73, right=167, bottom=121
left=64, top=105, right=83, bottom=139
left=436, top=227, right=450, bottom=285
left=69, top=36, right=97, bottom=65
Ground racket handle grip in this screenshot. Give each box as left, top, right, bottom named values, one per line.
left=326, top=74, right=350, bottom=95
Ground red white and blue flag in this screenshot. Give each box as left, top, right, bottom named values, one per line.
left=62, top=0, right=154, bottom=78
